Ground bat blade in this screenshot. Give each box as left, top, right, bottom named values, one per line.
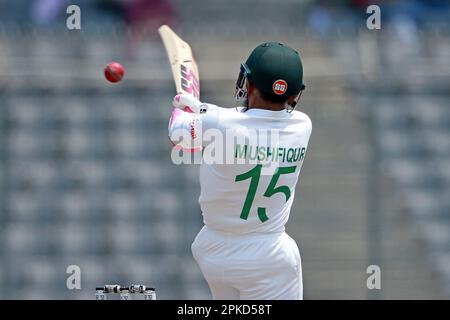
left=158, top=25, right=200, bottom=99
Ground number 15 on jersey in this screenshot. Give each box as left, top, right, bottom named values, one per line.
left=235, top=165, right=297, bottom=223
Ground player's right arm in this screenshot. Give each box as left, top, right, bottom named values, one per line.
left=168, top=94, right=220, bottom=152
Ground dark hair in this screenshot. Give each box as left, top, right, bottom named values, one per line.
left=259, top=90, right=289, bottom=104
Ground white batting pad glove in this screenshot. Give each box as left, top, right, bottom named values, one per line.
left=172, top=94, right=208, bottom=114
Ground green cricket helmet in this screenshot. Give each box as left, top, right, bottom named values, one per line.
left=235, top=42, right=305, bottom=110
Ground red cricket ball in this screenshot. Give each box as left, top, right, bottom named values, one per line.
left=104, top=62, right=125, bottom=83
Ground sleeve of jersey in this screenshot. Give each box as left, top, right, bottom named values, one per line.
left=168, top=105, right=220, bottom=153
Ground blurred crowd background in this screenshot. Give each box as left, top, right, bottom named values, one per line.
left=0, top=0, right=449, bottom=299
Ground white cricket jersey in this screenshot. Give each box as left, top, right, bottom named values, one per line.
left=169, top=104, right=312, bottom=234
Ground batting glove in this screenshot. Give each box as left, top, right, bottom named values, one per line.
left=172, top=94, right=208, bottom=114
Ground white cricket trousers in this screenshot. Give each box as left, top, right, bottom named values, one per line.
left=191, top=226, right=303, bottom=300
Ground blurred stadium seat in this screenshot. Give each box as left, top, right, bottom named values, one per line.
left=0, top=83, right=207, bottom=299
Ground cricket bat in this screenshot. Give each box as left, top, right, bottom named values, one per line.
left=158, top=25, right=200, bottom=99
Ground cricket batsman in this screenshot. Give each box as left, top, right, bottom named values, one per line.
left=168, top=42, right=312, bottom=299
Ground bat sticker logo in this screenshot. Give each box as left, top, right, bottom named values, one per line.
left=180, top=63, right=200, bottom=98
